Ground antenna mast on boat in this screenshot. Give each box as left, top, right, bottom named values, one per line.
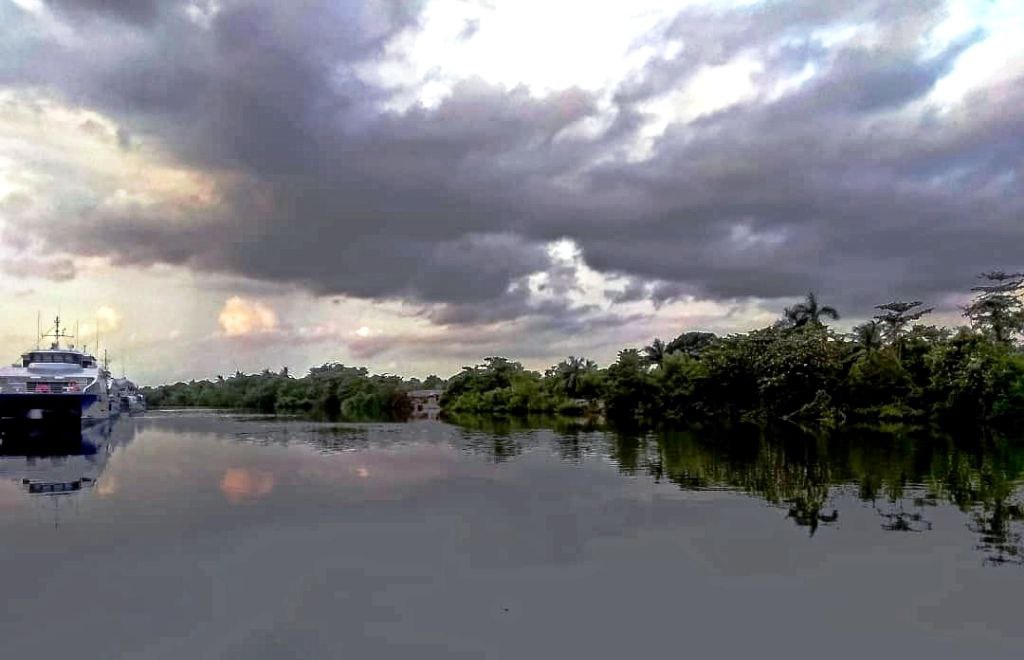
left=42, top=315, right=74, bottom=349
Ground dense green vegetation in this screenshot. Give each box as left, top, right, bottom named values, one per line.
left=145, top=271, right=1024, bottom=430
left=143, top=364, right=443, bottom=419
left=442, top=272, right=1024, bottom=429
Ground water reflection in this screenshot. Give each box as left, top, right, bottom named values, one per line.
left=220, top=467, right=276, bottom=503
left=451, top=415, right=1024, bottom=565
left=0, top=420, right=136, bottom=525
left=10, top=411, right=1023, bottom=566
left=0, top=421, right=134, bottom=493
left=3, top=412, right=1024, bottom=658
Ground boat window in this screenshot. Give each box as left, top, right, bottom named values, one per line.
left=23, top=352, right=84, bottom=366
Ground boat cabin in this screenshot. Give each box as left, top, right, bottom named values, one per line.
left=21, top=350, right=96, bottom=368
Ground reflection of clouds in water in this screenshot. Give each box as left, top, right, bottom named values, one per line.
left=96, top=475, right=118, bottom=497
left=220, top=468, right=275, bottom=504
left=294, top=444, right=492, bottom=501
left=0, top=480, right=24, bottom=509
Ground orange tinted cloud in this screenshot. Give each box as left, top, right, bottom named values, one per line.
left=217, top=297, right=279, bottom=337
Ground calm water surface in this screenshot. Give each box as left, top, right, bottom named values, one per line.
left=2, top=411, right=1024, bottom=659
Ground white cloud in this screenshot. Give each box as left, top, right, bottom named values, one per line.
left=95, top=305, right=122, bottom=333
left=361, top=0, right=685, bottom=109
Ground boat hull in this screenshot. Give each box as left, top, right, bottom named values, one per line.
left=0, top=393, right=101, bottom=427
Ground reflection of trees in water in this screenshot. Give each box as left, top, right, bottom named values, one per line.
left=609, top=432, right=645, bottom=477
left=652, top=427, right=843, bottom=535
left=299, top=411, right=1024, bottom=562
left=597, top=423, right=1024, bottom=555
left=452, top=416, right=525, bottom=463
left=443, top=417, right=1024, bottom=558
left=487, top=436, right=523, bottom=463
left=925, top=440, right=1024, bottom=565
left=971, top=500, right=1024, bottom=565
left=876, top=499, right=933, bottom=533
left=447, top=413, right=606, bottom=464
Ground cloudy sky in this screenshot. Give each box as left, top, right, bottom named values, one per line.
left=0, top=0, right=1021, bottom=383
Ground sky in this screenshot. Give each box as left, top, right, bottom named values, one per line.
left=0, top=0, right=1021, bottom=384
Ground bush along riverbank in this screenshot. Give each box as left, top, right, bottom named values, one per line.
left=143, top=365, right=445, bottom=420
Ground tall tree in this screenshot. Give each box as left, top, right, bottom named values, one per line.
left=964, top=271, right=1024, bottom=343
left=784, top=292, right=840, bottom=328
left=873, top=300, right=933, bottom=359
left=642, top=338, right=668, bottom=367
left=604, top=349, right=658, bottom=419
left=666, top=331, right=717, bottom=357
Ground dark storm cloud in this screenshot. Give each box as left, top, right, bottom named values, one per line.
left=570, top=0, right=1021, bottom=311
left=3, top=0, right=1023, bottom=322
left=46, top=0, right=169, bottom=25
left=581, top=59, right=1023, bottom=308
left=606, top=279, right=649, bottom=305
left=4, top=0, right=588, bottom=307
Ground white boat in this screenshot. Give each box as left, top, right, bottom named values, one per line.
left=0, top=316, right=117, bottom=426
left=112, top=377, right=147, bottom=414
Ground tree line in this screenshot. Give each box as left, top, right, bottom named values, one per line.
left=441, top=271, right=1024, bottom=429
left=143, top=364, right=445, bottom=419
left=144, top=270, right=1024, bottom=429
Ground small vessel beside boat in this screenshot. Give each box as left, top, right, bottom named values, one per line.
left=112, top=377, right=147, bottom=414
left=0, top=316, right=126, bottom=426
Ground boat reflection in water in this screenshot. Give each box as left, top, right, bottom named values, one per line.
left=0, top=419, right=135, bottom=498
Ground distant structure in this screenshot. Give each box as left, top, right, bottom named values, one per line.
left=408, top=389, right=442, bottom=420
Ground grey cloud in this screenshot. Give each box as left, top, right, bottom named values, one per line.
left=429, top=292, right=584, bottom=327
left=579, top=63, right=1024, bottom=310
left=116, top=126, right=131, bottom=150
left=1, top=255, right=76, bottom=282
left=46, top=0, right=169, bottom=25
left=458, top=18, right=480, bottom=41
left=3, top=0, right=1023, bottom=326
left=348, top=307, right=649, bottom=363
left=606, top=279, right=648, bottom=305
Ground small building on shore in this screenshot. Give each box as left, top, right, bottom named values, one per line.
left=408, top=389, right=443, bottom=419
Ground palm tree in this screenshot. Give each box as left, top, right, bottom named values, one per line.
left=548, top=356, right=597, bottom=398
left=850, top=321, right=883, bottom=355
left=642, top=338, right=667, bottom=367
left=784, top=292, right=840, bottom=328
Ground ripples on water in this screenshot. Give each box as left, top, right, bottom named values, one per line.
left=1, top=411, right=1023, bottom=658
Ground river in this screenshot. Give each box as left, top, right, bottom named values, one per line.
left=1, top=411, right=1022, bottom=658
